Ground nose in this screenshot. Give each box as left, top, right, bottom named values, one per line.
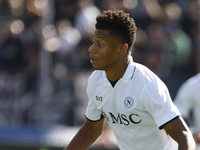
left=89, top=43, right=96, bottom=54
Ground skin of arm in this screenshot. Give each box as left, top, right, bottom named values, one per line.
left=164, top=116, right=196, bottom=150
left=63, top=118, right=105, bottom=150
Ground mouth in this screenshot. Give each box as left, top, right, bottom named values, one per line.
left=90, top=55, right=97, bottom=63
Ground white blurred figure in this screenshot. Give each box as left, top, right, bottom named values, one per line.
left=74, top=0, right=100, bottom=39
left=174, top=73, right=200, bottom=149
left=57, top=19, right=81, bottom=55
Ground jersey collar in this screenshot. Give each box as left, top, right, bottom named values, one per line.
left=102, top=56, right=136, bottom=86
left=122, top=56, right=136, bottom=80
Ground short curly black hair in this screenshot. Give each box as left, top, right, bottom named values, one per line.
left=95, top=10, right=137, bottom=53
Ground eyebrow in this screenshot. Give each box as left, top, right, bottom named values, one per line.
left=92, top=34, right=106, bottom=41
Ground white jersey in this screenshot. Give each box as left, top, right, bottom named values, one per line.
left=174, top=73, right=200, bottom=150
left=85, top=57, right=180, bottom=150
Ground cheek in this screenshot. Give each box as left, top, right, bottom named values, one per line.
left=100, top=51, right=114, bottom=62
left=98, top=45, right=118, bottom=61
left=102, top=50, right=118, bottom=65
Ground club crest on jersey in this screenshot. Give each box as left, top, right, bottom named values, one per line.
left=124, top=96, right=134, bottom=109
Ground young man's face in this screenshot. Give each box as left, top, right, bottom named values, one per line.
left=89, top=29, right=123, bottom=71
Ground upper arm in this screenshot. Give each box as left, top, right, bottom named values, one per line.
left=163, top=116, right=196, bottom=149
left=174, top=85, right=193, bottom=118
left=84, top=117, right=106, bottom=136
left=163, top=116, right=189, bottom=141
left=63, top=117, right=105, bottom=150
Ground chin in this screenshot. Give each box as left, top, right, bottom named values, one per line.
left=92, top=65, right=104, bottom=71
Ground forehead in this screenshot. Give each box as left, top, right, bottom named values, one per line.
left=92, top=29, right=110, bottom=40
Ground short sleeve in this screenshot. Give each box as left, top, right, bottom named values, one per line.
left=140, top=81, right=180, bottom=128
left=85, top=82, right=103, bottom=121
left=174, top=83, right=193, bottom=118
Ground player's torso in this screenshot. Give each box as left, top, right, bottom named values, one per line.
left=93, top=77, right=154, bottom=128
left=93, top=76, right=177, bottom=150
left=89, top=66, right=178, bottom=150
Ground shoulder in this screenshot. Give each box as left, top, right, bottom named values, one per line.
left=134, top=62, right=154, bottom=76
left=89, top=70, right=104, bottom=80
left=133, top=63, right=169, bottom=101
left=88, top=70, right=104, bottom=86
left=134, top=62, right=162, bottom=84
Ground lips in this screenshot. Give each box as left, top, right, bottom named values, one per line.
left=90, top=55, right=97, bottom=63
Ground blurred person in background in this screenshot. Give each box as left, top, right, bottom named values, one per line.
left=64, top=9, right=195, bottom=150
left=174, top=73, right=200, bottom=150
left=74, top=0, right=100, bottom=40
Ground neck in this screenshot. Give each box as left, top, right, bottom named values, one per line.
left=106, top=56, right=130, bottom=82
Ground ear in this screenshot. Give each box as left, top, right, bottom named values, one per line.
left=119, top=43, right=128, bottom=55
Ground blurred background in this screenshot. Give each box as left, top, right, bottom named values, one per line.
left=0, top=0, right=199, bottom=149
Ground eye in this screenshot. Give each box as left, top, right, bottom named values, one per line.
left=92, top=39, right=104, bottom=47
left=98, top=42, right=103, bottom=46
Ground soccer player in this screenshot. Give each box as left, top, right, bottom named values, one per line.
left=64, top=10, right=195, bottom=150
left=174, top=73, right=200, bottom=150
